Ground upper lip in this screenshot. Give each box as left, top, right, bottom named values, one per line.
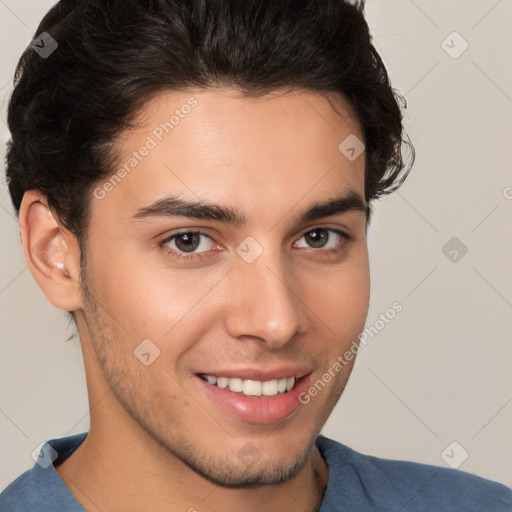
left=196, top=365, right=313, bottom=382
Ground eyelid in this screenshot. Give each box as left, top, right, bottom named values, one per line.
left=305, top=226, right=351, bottom=240
left=159, top=231, right=220, bottom=263
left=161, top=230, right=217, bottom=250
left=293, top=227, right=350, bottom=248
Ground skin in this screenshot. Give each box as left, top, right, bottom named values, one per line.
left=20, top=88, right=370, bottom=512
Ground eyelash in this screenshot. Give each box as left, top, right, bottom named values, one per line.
left=159, top=228, right=351, bottom=262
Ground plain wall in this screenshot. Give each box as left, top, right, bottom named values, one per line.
left=1, top=0, right=511, bottom=490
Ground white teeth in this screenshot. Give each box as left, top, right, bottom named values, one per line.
left=228, top=378, right=243, bottom=393
left=261, top=380, right=279, bottom=396
left=243, top=380, right=262, bottom=396
left=202, top=374, right=296, bottom=397
left=217, top=377, right=229, bottom=389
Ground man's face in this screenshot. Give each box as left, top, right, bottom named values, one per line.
left=80, top=88, right=370, bottom=486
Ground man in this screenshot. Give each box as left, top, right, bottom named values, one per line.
left=1, top=0, right=510, bottom=511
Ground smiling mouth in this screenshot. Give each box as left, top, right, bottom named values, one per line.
left=198, top=373, right=297, bottom=397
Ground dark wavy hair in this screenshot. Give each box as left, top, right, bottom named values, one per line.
left=6, top=0, right=413, bottom=245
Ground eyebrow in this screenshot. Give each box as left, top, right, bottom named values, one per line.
left=132, top=190, right=367, bottom=226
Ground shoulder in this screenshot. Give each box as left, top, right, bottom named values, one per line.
left=316, top=435, right=512, bottom=512
left=0, top=433, right=87, bottom=512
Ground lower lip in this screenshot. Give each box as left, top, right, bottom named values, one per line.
left=196, top=375, right=311, bottom=424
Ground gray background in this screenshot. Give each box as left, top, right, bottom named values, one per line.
left=1, top=0, right=511, bottom=490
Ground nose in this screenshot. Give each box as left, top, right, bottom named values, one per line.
left=224, top=251, right=308, bottom=349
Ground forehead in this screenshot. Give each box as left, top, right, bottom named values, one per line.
left=90, top=88, right=366, bottom=229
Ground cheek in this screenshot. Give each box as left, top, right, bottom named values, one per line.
left=89, top=257, right=230, bottom=376
left=310, top=251, right=370, bottom=342
left=90, top=250, right=208, bottom=334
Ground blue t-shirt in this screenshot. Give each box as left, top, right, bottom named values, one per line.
left=1, top=433, right=510, bottom=511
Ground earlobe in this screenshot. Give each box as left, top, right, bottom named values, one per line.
left=19, top=190, right=83, bottom=312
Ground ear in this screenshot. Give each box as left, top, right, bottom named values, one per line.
left=19, top=190, right=83, bottom=311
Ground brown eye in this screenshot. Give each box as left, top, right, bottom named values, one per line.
left=304, top=229, right=330, bottom=248
left=162, top=231, right=215, bottom=255
left=174, top=232, right=202, bottom=252
left=295, top=228, right=348, bottom=250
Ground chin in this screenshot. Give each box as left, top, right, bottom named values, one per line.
left=158, top=427, right=317, bottom=489
left=182, top=453, right=306, bottom=489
